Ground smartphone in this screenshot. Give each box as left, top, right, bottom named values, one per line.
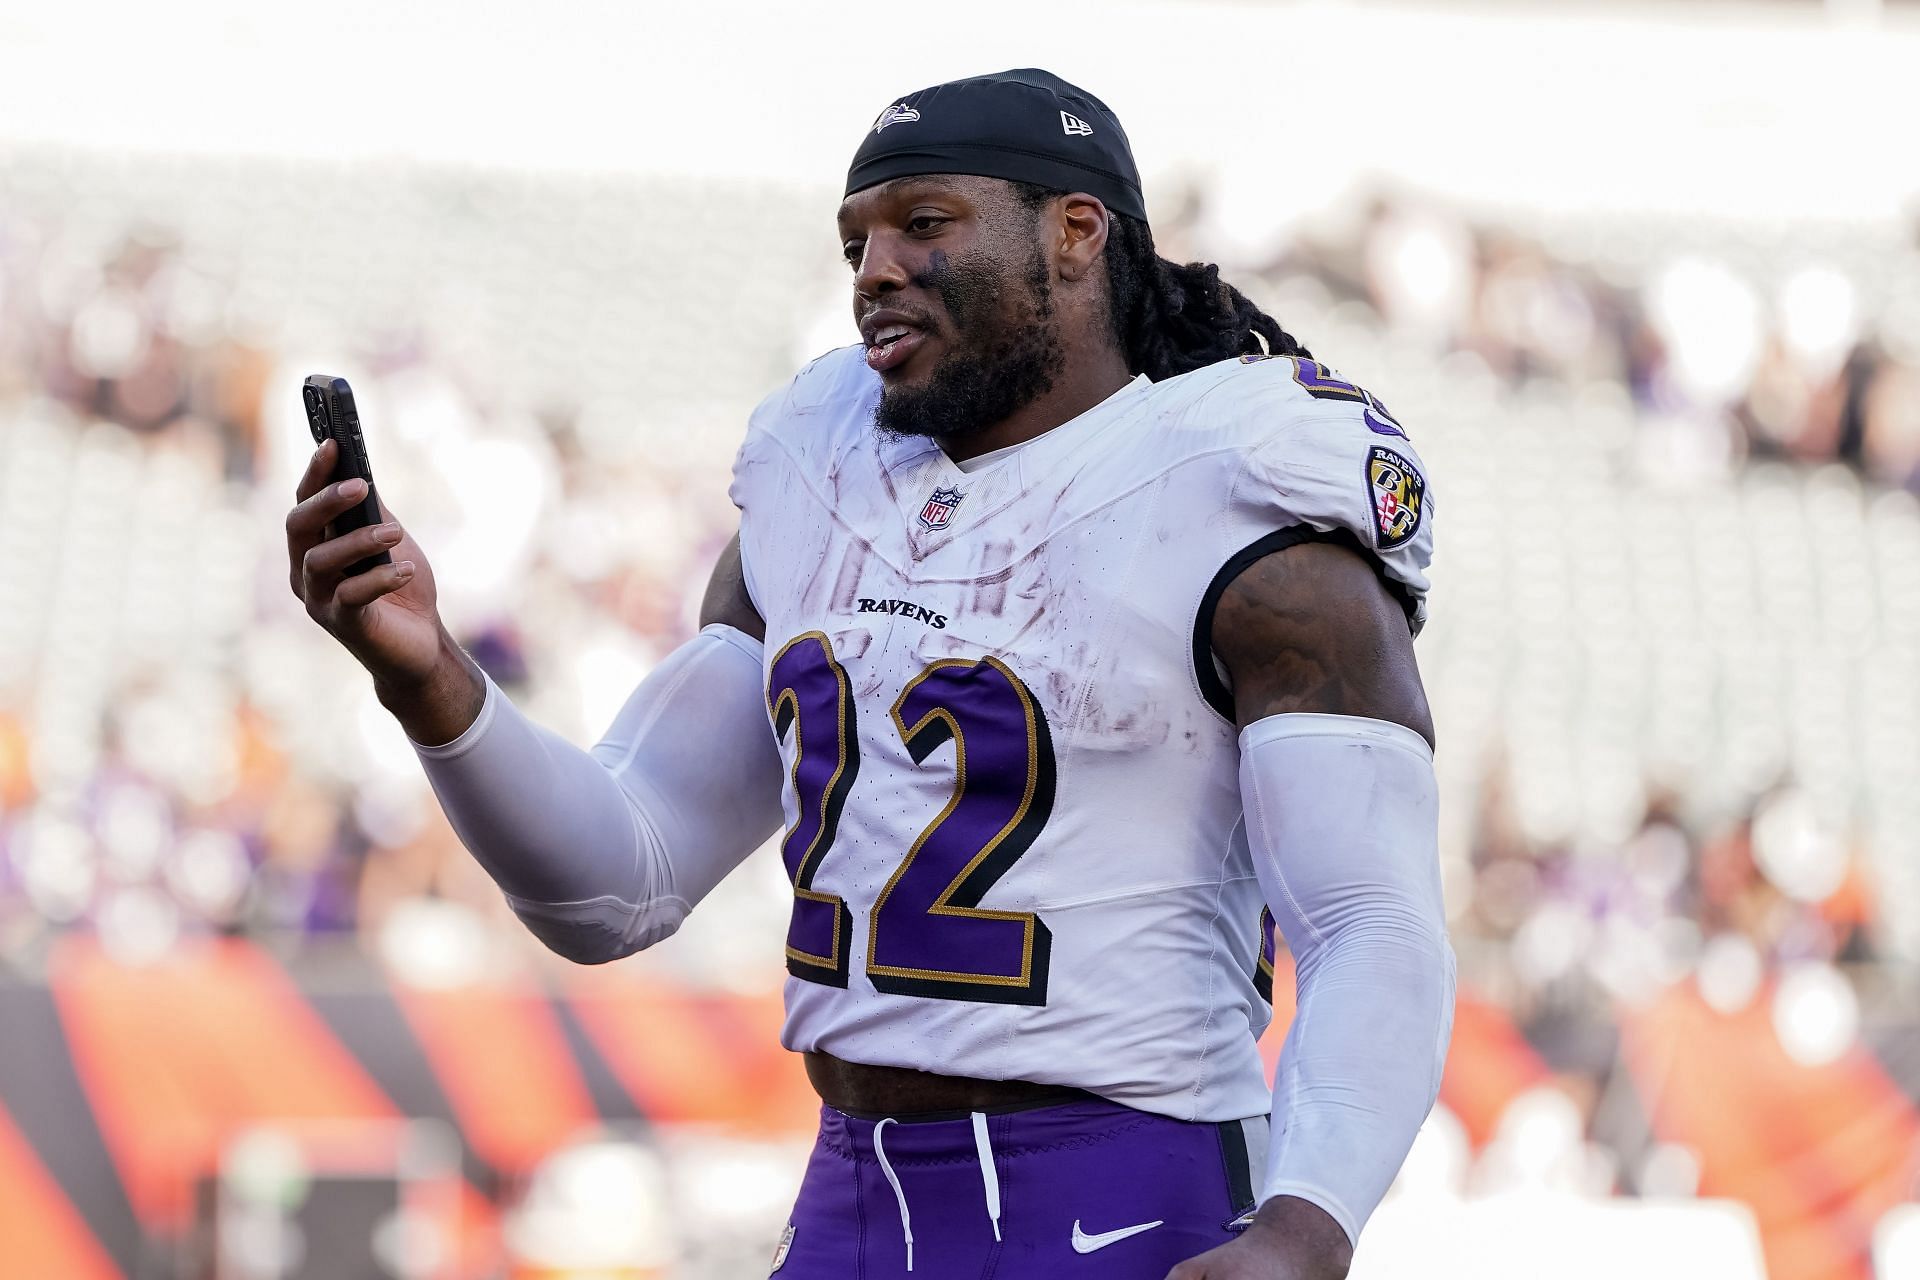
left=301, top=374, right=392, bottom=577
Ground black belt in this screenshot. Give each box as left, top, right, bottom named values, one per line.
left=804, top=1050, right=1097, bottom=1122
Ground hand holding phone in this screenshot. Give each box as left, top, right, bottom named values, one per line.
left=286, top=375, right=451, bottom=698
left=301, top=375, right=390, bottom=575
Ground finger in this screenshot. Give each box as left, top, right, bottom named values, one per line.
left=304, top=521, right=404, bottom=582
left=294, top=437, right=337, bottom=503
left=286, top=475, right=370, bottom=551
left=286, top=476, right=372, bottom=596
left=335, top=559, right=417, bottom=609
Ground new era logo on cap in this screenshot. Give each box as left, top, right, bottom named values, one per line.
left=1060, top=110, right=1093, bottom=136
left=873, top=102, right=921, bottom=133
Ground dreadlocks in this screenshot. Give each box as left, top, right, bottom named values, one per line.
left=1012, top=182, right=1311, bottom=381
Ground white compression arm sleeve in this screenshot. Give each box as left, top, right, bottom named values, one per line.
left=1239, top=712, right=1457, bottom=1246
left=411, top=623, right=784, bottom=963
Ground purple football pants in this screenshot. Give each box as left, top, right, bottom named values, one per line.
left=772, top=1097, right=1266, bottom=1279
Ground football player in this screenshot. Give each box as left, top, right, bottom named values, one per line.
left=288, top=69, right=1454, bottom=1280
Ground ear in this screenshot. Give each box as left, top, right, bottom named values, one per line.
left=1052, top=194, right=1110, bottom=284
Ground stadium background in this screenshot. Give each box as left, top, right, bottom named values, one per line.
left=2, top=0, right=1918, bottom=1276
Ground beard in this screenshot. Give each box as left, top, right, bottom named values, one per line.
left=872, top=243, right=1065, bottom=443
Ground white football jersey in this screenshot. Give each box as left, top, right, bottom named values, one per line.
left=729, top=345, right=1434, bottom=1123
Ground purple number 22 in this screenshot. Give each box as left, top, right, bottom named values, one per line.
left=767, top=636, right=1054, bottom=1006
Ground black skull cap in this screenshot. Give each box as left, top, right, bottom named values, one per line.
left=846, top=68, right=1147, bottom=223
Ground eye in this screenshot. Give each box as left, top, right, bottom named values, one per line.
left=906, top=215, right=947, bottom=235
left=841, top=239, right=865, bottom=267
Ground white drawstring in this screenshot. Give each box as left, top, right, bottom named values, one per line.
left=872, top=1118, right=915, bottom=1272
left=971, top=1111, right=1002, bottom=1242
left=869, top=1110, right=1006, bottom=1271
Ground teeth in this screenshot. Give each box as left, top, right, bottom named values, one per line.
left=873, top=325, right=910, bottom=346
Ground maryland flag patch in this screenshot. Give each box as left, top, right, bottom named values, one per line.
left=1366, top=446, right=1425, bottom=550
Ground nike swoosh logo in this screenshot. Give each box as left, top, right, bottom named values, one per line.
left=1071, top=1218, right=1165, bottom=1254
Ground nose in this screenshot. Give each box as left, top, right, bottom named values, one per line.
left=853, top=232, right=911, bottom=304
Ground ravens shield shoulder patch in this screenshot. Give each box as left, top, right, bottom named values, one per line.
left=1366, top=446, right=1425, bottom=550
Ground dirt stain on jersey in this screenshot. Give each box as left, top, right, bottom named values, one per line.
left=827, top=544, right=868, bottom=614
left=965, top=538, right=1021, bottom=616
left=1073, top=692, right=1173, bottom=751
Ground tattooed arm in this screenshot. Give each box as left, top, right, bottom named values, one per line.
left=1212, top=538, right=1432, bottom=745
left=1167, top=539, right=1451, bottom=1280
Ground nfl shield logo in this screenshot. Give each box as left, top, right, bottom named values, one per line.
left=770, top=1222, right=795, bottom=1273
left=919, top=485, right=964, bottom=531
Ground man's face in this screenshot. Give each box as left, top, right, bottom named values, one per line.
left=836, top=175, right=1064, bottom=442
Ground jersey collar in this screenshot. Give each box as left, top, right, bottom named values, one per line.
left=878, top=373, right=1153, bottom=554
